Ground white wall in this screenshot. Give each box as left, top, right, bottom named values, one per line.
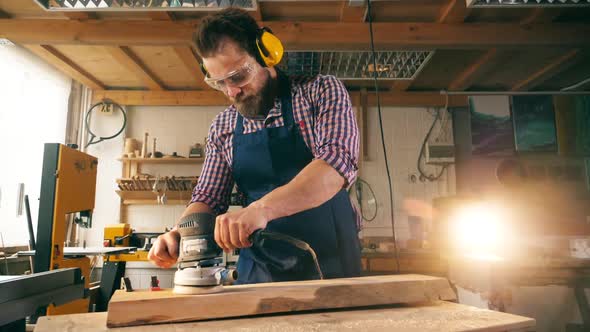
left=86, top=106, right=224, bottom=281
left=0, top=44, right=71, bottom=247
left=358, top=106, right=455, bottom=245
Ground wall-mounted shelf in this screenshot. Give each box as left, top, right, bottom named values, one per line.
left=118, top=157, right=204, bottom=178
left=116, top=190, right=192, bottom=205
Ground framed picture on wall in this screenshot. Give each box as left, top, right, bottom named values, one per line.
left=511, top=95, right=557, bottom=153
left=469, top=96, right=515, bottom=156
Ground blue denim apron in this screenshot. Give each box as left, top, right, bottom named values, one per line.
left=232, top=72, right=361, bottom=284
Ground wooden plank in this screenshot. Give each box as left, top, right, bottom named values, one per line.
left=2, top=20, right=590, bottom=48
left=23, top=45, right=106, bottom=90
left=92, top=90, right=468, bottom=107
left=172, top=46, right=207, bottom=89
left=104, top=46, right=165, bottom=90
left=107, top=274, right=457, bottom=327
left=37, top=301, right=536, bottom=332
left=448, top=48, right=498, bottom=91
left=511, top=49, right=580, bottom=91
left=438, top=0, right=471, bottom=23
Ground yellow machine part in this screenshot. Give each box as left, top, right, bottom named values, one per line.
left=108, top=251, right=149, bottom=262
left=104, top=224, right=150, bottom=262
left=104, top=223, right=131, bottom=247
left=47, top=145, right=97, bottom=315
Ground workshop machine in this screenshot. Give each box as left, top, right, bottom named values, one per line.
left=34, top=143, right=97, bottom=315
left=97, top=224, right=162, bottom=310
left=173, top=212, right=323, bottom=294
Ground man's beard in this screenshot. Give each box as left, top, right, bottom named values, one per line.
left=234, top=72, right=274, bottom=119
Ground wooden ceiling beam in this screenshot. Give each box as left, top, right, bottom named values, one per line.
left=104, top=46, right=165, bottom=90
left=438, top=0, right=471, bottom=23
left=511, top=49, right=581, bottom=91
left=340, top=1, right=367, bottom=22
left=173, top=46, right=208, bottom=89
left=2, top=20, right=590, bottom=49
left=92, top=90, right=467, bottom=108
left=448, top=48, right=498, bottom=91
left=24, top=44, right=106, bottom=90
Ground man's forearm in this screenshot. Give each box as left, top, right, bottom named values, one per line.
left=251, top=159, right=346, bottom=221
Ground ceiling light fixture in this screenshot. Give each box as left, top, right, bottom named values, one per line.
left=466, top=0, right=590, bottom=7
left=34, top=0, right=256, bottom=11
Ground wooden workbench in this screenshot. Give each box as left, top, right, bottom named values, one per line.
left=34, top=301, right=535, bottom=332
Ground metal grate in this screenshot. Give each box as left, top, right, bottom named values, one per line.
left=277, top=51, right=434, bottom=80
left=36, top=0, right=255, bottom=11
left=466, top=0, right=590, bottom=7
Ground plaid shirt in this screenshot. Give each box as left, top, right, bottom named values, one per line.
left=191, top=74, right=359, bottom=218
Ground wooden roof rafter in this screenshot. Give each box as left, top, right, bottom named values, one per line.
left=104, top=46, right=166, bottom=90
left=520, top=8, right=563, bottom=25
left=438, top=0, right=471, bottom=23
left=24, top=44, right=106, bottom=90
left=448, top=48, right=498, bottom=91
left=172, top=46, right=208, bottom=89
left=511, top=49, right=582, bottom=91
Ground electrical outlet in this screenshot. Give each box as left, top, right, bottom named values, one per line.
left=425, top=142, right=455, bottom=165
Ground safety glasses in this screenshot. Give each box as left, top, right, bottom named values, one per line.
left=204, top=62, right=259, bottom=92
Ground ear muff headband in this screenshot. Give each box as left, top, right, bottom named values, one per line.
left=199, top=26, right=284, bottom=76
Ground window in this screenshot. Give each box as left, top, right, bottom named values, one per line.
left=0, top=44, right=71, bottom=247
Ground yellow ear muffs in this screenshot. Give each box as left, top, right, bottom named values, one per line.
left=256, top=27, right=284, bottom=67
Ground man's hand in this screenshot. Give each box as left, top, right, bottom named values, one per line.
left=148, top=229, right=180, bottom=268
left=214, top=204, right=271, bottom=252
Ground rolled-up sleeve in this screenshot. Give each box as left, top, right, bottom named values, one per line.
left=190, top=121, right=234, bottom=215
left=313, top=76, right=359, bottom=188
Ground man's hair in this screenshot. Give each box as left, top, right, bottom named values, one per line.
left=194, top=8, right=260, bottom=61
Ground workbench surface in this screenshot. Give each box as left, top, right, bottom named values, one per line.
left=35, top=301, right=535, bottom=332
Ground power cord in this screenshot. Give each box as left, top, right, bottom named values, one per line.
left=416, top=92, right=449, bottom=182
left=249, top=230, right=324, bottom=280
left=367, top=0, right=400, bottom=273
left=354, top=178, right=378, bottom=222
